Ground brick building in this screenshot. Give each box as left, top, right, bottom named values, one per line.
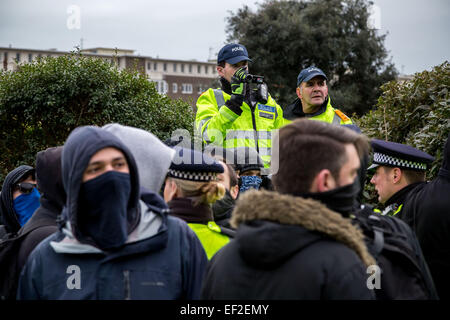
left=0, top=46, right=218, bottom=110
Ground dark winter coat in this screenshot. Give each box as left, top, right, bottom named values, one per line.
left=401, top=134, right=450, bottom=300
left=201, top=189, right=376, bottom=300
left=17, top=126, right=207, bottom=300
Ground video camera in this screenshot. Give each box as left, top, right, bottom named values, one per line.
left=245, top=74, right=265, bottom=84
left=245, top=74, right=268, bottom=104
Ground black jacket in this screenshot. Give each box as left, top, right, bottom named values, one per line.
left=201, top=190, right=375, bottom=300
left=401, top=134, right=450, bottom=300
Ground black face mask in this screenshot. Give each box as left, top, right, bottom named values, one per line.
left=77, top=171, right=131, bottom=250
left=301, top=179, right=361, bottom=217
left=212, top=189, right=235, bottom=219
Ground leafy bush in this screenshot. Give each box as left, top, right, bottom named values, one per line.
left=355, top=61, right=450, bottom=204
left=0, top=53, right=195, bottom=182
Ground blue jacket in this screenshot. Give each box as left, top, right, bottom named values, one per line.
left=17, top=126, right=207, bottom=300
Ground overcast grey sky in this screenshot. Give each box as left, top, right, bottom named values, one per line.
left=0, top=0, right=448, bottom=75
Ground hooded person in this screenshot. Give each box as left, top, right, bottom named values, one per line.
left=401, top=133, right=450, bottom=300
left=0, top=165, right=40, bottom=237
left=17, top=126, right=207, bottom=300
left=102, top=123, right=175, bottom=195
left=201, top=119, right=375, bottom=300
left=16, top=146, right=65, bottom=271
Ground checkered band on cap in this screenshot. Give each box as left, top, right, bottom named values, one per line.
left=168, top=169, right=218, bottom=182
left=373, top=152, right=427, bottom=170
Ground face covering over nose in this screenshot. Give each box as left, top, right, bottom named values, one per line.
left=239, top=175, right=262, bottom=193
left=77, top=171, right=131, bottom=250
left=13, top=187, right=41, bottom=226
left=300, top=179, right=361, bottom=217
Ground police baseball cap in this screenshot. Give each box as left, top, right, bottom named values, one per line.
left=368, top=139, right=435, bottom=171
left=217, top=43, right=252, bottom=65
left=297, top=66, right=328, bottom=87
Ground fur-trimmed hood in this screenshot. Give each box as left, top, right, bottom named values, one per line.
left=230, top=190, right=375, bottom=267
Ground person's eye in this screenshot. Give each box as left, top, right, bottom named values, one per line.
left=114, top=161, right=127, bottom=169
left=87, top=167, right=99, bottom=174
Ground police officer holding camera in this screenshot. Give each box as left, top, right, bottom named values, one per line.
left=195, top=43, right=284, bottom=169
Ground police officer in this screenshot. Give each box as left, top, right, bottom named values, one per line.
left=164, top=147, right=236, bottom=260
left=369, top=139, right=434, bottom=216
left=195, top=43, right=285, bottom=168
left=283, top=66, right=353, bottom=126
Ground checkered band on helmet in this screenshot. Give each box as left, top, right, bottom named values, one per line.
left=168, top=169, right=218, bottom=182
left=373, top=152, right=427, bottom=170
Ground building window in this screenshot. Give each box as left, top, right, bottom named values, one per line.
left=163, top=63, right=167, bottom=71
left=182, top=83, right=193, bottom=94
left=205, top=65, right=209, bottom=74
left=154, top=62, right=157, bottom=71
left=197, top=65, right=201, bottom=74
left=173, top=63, right=177, bottom=72
left=15, top=53, right=21, bottom=62
left=155, top=80, right=168, bottom=95
left=147, top=62, right=151, bottom=70
left=172, top=83, right=178, bottom=93
left=189, top=64, right=192, bottom=73
left=181, top=64, right=184, bottom=73
left=28, top=53, right=33, bottom=63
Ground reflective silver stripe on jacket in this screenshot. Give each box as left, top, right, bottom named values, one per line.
left=213, top=89, right=225, bottom=108
left=332, top=113, right=341, bottom=125
left=198, top=117, right=212, bottom=134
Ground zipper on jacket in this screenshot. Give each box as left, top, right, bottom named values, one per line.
left=123, top=270, right=131, bottom=300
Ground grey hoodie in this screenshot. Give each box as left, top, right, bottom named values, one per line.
left=103, top=123, right=175, bottom=193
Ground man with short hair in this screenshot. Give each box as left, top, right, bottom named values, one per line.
left=201, top=119, right=375, bottom=300
left=195, top=43, right=285, bottom=169
left=283, top=66, right=353, bottom=125
left=369, top=139, right=434, bottom=216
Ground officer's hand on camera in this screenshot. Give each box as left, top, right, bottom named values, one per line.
left=231, top=67, right=248, bottom=96
left=226, top=67, right=248, bottom=115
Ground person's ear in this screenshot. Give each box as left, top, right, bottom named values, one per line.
left=230, top=185, right=239, bottom=200
left=296, top=86, right=303, bottom=100
left=392, top=168, right=402, bottom=184
left=217, top=65, right=225, bottom=78
left=163, top=179, right=178, bottom=202
left=310, top=169, right=337, bottom=193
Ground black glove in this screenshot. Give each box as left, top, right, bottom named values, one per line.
left=226, top=67, right=248, bottom=115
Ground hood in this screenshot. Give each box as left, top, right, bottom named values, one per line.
left=61, top=126, right=141, bottom=245
left=0, top=165, right=35, bottom=234
left=103, top=123, right=175, bottom=193
left=230, top=190, right=375, bottom=268
left=36, top=146, right=66, bottom=214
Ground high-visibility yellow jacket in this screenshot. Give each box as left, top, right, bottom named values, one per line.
left=282, top=96, right=353, bottom=126
left=195, top=86, right=285, bottom=168
left=188, top=221, right=230, bottom=260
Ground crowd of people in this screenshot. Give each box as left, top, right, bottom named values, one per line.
left=0, top=43, right=449, bottom=300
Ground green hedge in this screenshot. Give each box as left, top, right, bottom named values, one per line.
left=0, top=53, right=195, bottom=183
left=356, top=61, right=450, bottom=204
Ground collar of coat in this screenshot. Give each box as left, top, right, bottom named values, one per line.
left=230, top=189, right=375, bottom=267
